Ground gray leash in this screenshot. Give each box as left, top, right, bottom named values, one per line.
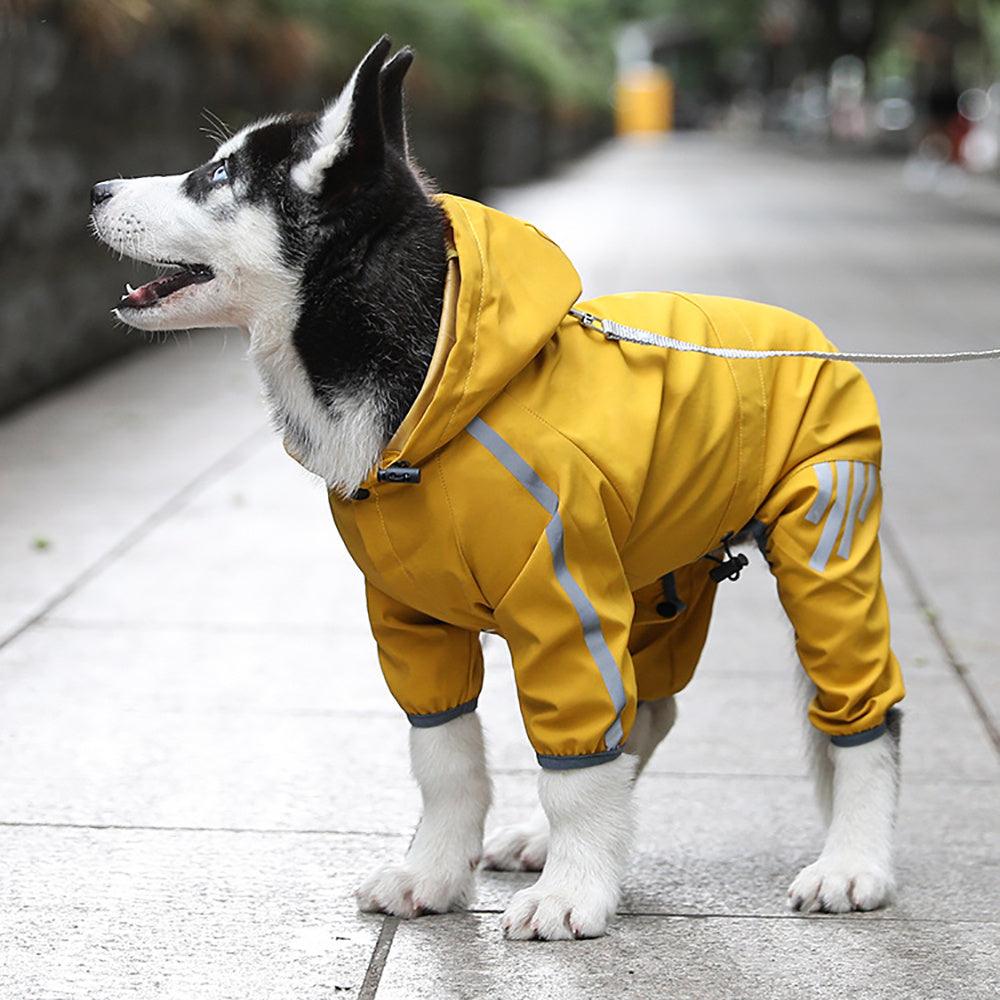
left=569, top=308, right=1000, bottom=365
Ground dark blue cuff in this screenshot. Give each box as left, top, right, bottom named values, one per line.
left=536, top=746, right=623, bottom=770
left=407, top=698, right=478, bottom=728
left=830, top=723, right=887, bottom=747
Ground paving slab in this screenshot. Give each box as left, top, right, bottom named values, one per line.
left=0, top=703, right=420, bottom=831
left=0, top=826, right=400, bottom=1000
left=376, top=912, right=1000, bottom=1000
left=0, top=335, right=265, bottom=643
left=50, top=445, right=368, bottom=632
left=0, top=624, right=392, bottom=717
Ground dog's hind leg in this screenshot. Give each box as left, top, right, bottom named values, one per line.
left=788, top=708, right=901, bottom=913
left=356, top=712, right=492, bottom=918
left=481, top=696, right=676, bottom=872
left=626, top=695, right=679, bottom=774
left=798, top=673, right=835, bottom=825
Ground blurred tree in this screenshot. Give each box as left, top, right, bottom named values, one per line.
left=255, top=0, right=620, bottom=111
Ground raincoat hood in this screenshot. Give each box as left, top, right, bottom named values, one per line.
left=380, top=194, right=582, bottom=471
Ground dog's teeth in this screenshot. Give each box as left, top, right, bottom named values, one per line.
left=125, top=283, right=136, bottom=294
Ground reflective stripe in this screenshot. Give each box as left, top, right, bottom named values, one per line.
left=837, top=461, right=866, bottom=560
left=809, top=460, right=852, bottom=573
left=544, top=515, right=626, bottom=747
left=858, top=463, right=878, bottom=522
left=466, top=416, right=626, bottom=751
left=805, top=462, right=834, bottom=524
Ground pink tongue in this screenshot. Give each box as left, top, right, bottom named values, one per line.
left=128, top=282, right=160, bottom=307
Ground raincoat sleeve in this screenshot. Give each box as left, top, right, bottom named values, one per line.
left=491, top=498, right=638, bottom=769
left=365, top=580, right=484, bottom=727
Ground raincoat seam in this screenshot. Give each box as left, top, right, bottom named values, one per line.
left=435, top=455, right=488, bottom=606
left=732, top=306, right=770, bottom=511
left=509, top=397, right=636, bottom=522
left=463, top=423, right=577, bottom=612
left=491, top=517, right=558, bottom=611
left=671, top=292, right=744, bottom=542
left=372, top=489, right=417, bottom=586
left=440, top=198, right=486, bottom=446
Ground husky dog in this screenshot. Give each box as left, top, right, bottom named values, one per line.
left=91, top=37, right=902, bottom=940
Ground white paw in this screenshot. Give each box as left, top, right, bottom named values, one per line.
left=788, top=855, right=894, bottom=913
left=501, top=882, right=616, bottom=941
left=356, top=863, right=474, bottom=918
left=482, top=821, right=549, bottom=872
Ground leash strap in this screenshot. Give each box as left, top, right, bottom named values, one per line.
left=569, top=309, right=1000, bottom=365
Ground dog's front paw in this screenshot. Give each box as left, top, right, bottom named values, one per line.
left=482, top=819, right=548, bottom=872
left=356, top=863, right=474, bottom=918
left=788, top=854, right=894, bottom=913
left=501, top=882, right=616, bottom=940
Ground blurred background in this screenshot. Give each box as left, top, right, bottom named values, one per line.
left=2, top=4, right=999, bottom=995
left=2, top=0, right=999, bottom=411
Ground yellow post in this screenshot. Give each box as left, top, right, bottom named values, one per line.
left=615, top=66, right=674, bottom=136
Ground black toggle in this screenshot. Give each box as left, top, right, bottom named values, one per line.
left=706, top=532, right=750, bottom=583
left=708, top=552, right=750, bottom=583
left=377, top=462, right=421, bottom=484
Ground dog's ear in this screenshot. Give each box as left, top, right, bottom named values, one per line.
left=291, top=35, right=392, bottom=202
left=379, top=47, right=414, bottom=161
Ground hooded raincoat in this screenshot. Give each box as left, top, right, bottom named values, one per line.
left=321, top=194, right=904, bottom=769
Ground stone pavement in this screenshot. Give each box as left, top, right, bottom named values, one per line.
left=1, top=135, right=998, bottom=999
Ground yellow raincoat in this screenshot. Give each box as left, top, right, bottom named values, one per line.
left=324, top=194, right=904, bottom=769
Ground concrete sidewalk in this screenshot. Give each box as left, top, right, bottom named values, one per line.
left=1, top=135, right=997, bottom=999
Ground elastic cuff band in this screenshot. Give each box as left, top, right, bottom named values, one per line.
left=830, top=723, right=887, bottom=747
left=536, top=747, right=623, bottom=770
left=407, top=698, right=478, bottom=728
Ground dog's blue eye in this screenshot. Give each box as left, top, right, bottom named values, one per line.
left=211, top=162, right=229, bottom=184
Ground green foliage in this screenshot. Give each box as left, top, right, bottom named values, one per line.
left=979, top=0, right=1000, bottom=71
left=30, top=0, right=632, bottom=114
left=259, top=0, right=624, bottom=110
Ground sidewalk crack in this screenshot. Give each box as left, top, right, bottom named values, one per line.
left=358, top=916, right=399, bottom=1000
left=882, top=518, right=1000, bottom=758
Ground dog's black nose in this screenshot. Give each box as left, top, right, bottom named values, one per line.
left=90, top=181, right=118, bottom=208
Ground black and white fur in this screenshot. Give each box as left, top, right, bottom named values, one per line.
left=90, top=37, right=902, bottom=940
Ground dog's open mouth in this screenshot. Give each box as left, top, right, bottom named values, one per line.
left=117, top=262, right=215, bottom=311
